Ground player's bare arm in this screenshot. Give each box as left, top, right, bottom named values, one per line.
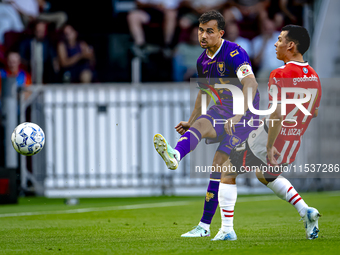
left=224, top=74, right=258, bottom=135
left=266, top=104, right=283, bottom=166
left=175, top=89, right=212, bottom=135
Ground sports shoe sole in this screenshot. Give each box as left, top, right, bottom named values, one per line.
left=307, top=212, right=321, bottom=240
left=308, top=226, right=320, bottom=240
left=154, top=134, right=178, bottom=170
left=304, top=208, right=321, bottom=240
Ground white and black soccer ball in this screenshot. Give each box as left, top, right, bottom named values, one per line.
left=11, top=122, right=45, bottom=156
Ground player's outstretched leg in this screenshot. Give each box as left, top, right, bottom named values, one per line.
left=154, top=128, right=202, bottom=170
left=262, top=175, right=321, bottom=239
left=211, top=182, right=237, bottom=241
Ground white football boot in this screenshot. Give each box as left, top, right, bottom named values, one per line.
left=181, top=226, right=210, bottom=237
left=211, top=229, right=237, bottom=241
left=302, top=207, right=321, bottom=240
left=153, top=134, right=180, bottom=170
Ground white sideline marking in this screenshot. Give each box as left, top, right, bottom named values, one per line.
left=1, top=192, right=339, bottom=218
left=0, top=196, right=278, bottom=218
left=0, top=201, right=190, bottom=218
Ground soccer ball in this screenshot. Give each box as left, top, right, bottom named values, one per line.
left=11, top=122, right=45, bottom=156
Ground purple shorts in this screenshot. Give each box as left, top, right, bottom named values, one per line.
left=197, top=108, right=257, bottom=156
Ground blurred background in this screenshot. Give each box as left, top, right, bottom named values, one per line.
left=0, top=0, right=339, bottom=202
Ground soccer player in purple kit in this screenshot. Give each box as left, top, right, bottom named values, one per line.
left=154, top=10, right=260, bottom=237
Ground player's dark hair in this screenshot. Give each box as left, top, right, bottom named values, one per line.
left=282, top=25, right=310, bottom=55
left=198, top=10, right=225, bottom=31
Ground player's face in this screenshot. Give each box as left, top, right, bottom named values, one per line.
left=198, top=20, right=223, bottom=49
left=274, top=31, right=289, bottom=61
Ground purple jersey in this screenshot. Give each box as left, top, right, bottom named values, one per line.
left=197, top=40, right=260, bottom=120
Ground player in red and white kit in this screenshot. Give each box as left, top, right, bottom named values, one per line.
left=212, top=25, right=322, bottom=241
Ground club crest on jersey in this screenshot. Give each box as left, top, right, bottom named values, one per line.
left=205, top=192, right=214, bottom=202
left=217, top=62, right=225, bottom=75
left=303, top=67, right=308, bottom=74
left=230, top=135, right=241, bottom=147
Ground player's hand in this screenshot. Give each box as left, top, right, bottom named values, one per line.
left=266, top=146, right=281, bottom=166
left=224, top=115, right=242, bottom=135
left=175, top=121, right=190, bottom=135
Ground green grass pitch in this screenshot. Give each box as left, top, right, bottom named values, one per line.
left=0, top=192, right=339, bottom=254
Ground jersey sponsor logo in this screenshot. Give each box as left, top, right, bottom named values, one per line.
left=303, top=67, right=308, bottom=74
left=205, top=192, right=214, bottom=202
left=293, top=75, right=318, bottom=85
left=230, top=49, right=239, bottom=57
left=230, top=135, right=241, bottom=147
left=208, top=60, right=216, bottom=65
left=217, top=62, right=225, bottom=75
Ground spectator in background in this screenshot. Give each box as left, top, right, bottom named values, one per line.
left=0, top=1, right=25, bottom=45
left=20, top=21, right=58, bottom=84
left=57, top=25, right=95, bottom=83
left=279, top=0, right=306, bottom=26
left=179, top=0, right=226, bottom=29
left=223, top=0, right=268, bottom=39
left=178, top=0, right=227, bottom=42
left=127, top=0, right=181, bottom=59
left=224, top=22, right=253, bottom=58
left=252, top=18, right=281, bottom=78
left=263, top=0, right=284, bottom=29
left=0, top=51, right=31, bottom=96
left=172, top=26, right=202, bottom=81
left=37, top=0, right=68, bottom=29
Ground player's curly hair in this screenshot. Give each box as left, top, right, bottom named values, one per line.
left=282, top=25, right=310, bottom=55
left=198, top=10, right=225, bottom=31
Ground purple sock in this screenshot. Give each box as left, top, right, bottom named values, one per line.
left=200, top=180, right=220, bottom=225
left=174, top=127, right=202, bottom=160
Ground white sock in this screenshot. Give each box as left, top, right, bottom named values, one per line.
left=267, top=176, right=308, bottom=217
left=218, top=183, right=237, bottom=232
left=198, top=221, right=210, bottom=231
